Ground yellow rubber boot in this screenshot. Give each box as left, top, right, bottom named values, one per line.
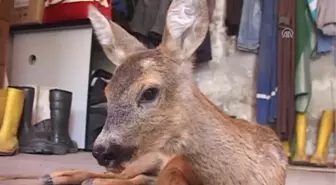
left=292, top=113, right=309, bottom=164
left=282, top=141, right=291, bottom=158
left=309, top=110, right=335, bottom=167
left=0, top=88, right=24, bottom=156
left=0, top=90, right=7, bottom=129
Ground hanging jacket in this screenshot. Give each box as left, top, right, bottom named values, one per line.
left=255, top=0, right=278, bottom=124
left=276, top=0, right=296, bottom=141
left=237, top=0, right=262, bottom=52
left=295, top=0, right=314, bottom=113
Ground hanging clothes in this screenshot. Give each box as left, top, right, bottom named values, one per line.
left=112, top=0, right=128, bottom=14
left=255, top=0, right=278, bottom=124
left=226, top=0, right=243, bottom=36
left=276, top=0, right=296, bottom=141
left=316, top=0, right=336, bottom=36
left=307, top=0, right=334, bottom=55
left=129, top=0, right=169, bottom=48
left=295, top=0, right=315, bottom=114
left=237, top=0, right=262, bottom=53
left=307, top=0, right=318, bottom=20
left=316, top=31, right=334, bottom=54
left=334, top=39, right=336, bottom=65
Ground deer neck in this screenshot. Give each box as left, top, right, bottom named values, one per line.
left=163, top=83, right=242, bottom=184
left=162, top=82, right=236, bottom=154
left=188, top=83, right=233, bottom=124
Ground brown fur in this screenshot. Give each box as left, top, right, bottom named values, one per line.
left=156, top=156, right=203, bottom=185
left=84, top=0, right=288, bottom=185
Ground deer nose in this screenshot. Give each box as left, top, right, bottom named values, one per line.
left=92, top=144, right=136, bottom=167
left=92, top=145, right=117, bottom=166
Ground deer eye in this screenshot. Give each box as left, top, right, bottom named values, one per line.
left=139, top=87, right=159, bottom=104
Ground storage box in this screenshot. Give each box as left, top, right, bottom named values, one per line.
left=11, top=0, right=45, bottom=25
left=0, top=0, right=14, bottom=22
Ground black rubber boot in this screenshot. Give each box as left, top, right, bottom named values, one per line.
left=49, top=89, right=78, bottom=155
left=9, top=86, right=53, bottom=154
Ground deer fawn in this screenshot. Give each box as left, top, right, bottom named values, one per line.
left=45, top=0, right=288, bottom=184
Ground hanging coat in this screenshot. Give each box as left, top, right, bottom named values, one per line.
left=276, top=0, right=296, bottom=141
left=255, top=0, right=278, bottom=124
left=295, top=0, right=315, bottom=113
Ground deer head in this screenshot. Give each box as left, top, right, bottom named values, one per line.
left=88, top=0, right=209, bottom=169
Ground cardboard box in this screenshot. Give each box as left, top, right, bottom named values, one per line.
left=11, top=0, right=45, bottom=25
left=0, top=0, right=14, bottom=22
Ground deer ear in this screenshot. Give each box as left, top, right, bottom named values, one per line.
left=159, top=0, right=209, bottom=62
left=88, top=4, right=146, bottom=66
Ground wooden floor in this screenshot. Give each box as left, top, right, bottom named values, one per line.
left=0, top=152, right=335, bottom=185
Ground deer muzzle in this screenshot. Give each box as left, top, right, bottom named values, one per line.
left=92, top=143, right=136, bottom=168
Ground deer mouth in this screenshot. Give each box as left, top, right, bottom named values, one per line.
left=105, top=165, right=125, bottom=174
left=103, top=145, right=138, bottom=172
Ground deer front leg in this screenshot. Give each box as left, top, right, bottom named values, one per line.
left=41, top=170, right=119, bottom=185
left=111, top=152, right=171, bottom=179
left=82, top=174, right=156, bottom=185
left=42, top=152, right=169, bottom=185
left=81, top=152, right=170, bottom=185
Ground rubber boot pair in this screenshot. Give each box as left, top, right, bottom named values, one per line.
left=0, top=88, right=25, bottom=156
left=10, top=86, right=52, bottom=154
left=309, top=110, right=335, bottom=167
left=292, top=110, right=335, bottom=167
left=12, top=86, right=77, bottom=155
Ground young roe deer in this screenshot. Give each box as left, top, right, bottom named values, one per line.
left=45, top=0, right=288, bottom=184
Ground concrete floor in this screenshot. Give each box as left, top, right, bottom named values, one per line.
left=0, top=152, right=335, bottom=185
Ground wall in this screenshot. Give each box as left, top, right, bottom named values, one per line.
left=197, top=0, right=257, bottom=122
left=194, top=47, right=257, bottom=122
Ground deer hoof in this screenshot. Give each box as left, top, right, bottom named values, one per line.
left=82, top=179, right=94, bottom=185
